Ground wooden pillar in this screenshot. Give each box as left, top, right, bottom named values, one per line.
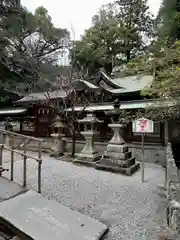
left=23, top=140, right=27, bottom=187
left=10, top=136, right=14, bottom=181
left=38, top=142, right=42, bottom=194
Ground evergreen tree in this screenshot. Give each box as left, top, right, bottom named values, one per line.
left=157, top=0, right=180, bottom=40
left=115, top=0, right=155, bottom=61
left=0, top=3, right=70, bottom=95
left=72, top=0, right=154, bottom=75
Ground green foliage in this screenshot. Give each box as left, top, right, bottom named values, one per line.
left=0, top=3, right=70, bottom=96
left=116, top=1, right=180, bottom=120
left=157, top=0, right=180, bottom=40
left=72, top=0, right=154, bottom=75
left=117, top=39, right=180, bottom=120
left=71, top=4, right=118, bottom=75
left=120, top=40, right=180, bottom=97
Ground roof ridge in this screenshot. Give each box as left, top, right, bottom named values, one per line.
left=101, top=72, right=124, bottom=89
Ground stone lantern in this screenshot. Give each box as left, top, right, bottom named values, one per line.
left=4, top=117, right=13, bottom=132
left=96, top=99, right=139, bottom=175
left=50, top=116, right=67, bottom=157
left=74, top=111, right=103, bottom=166
left=4, top=117, right=13, bottom=146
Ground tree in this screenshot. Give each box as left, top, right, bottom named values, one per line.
left=150, top=41, right=180, bottom=100
left=115, top=37, right=180, bottom=123
left=115, top=0, right=155, bottom=61
left=0, top=4, right=70, bottom=95
left=30, top=64, right=90, bottom=158
left=72, top=0, right=154, bottom=75
left=116, top=1, right=180, bottom=121
left=0, top=2, right=90, bottom=157
left=123, top=40, right=180, bottom=99
left=0, top=1, right=20, bottom=79
left=72, top=4, right=118, bottom=75
left=157, top=0, right=180, bottom=41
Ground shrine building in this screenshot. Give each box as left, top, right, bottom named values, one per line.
left=12, top=72, right=176, bottom=165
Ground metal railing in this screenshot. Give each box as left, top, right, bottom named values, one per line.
left=0, top=130, right=44, bottom=194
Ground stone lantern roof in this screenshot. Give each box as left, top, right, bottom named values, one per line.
left=78, top=112, right=102, bottom=124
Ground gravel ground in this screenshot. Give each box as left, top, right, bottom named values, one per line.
left=2, top=151, right=171, bottom=240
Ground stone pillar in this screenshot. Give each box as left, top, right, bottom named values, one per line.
left=104, top=124, right=128, bottom=158
left=109, top=123, right=125, bottom=144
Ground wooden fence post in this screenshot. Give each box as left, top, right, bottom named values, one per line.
left=0, top=144, right=3, bottom=176
left=23, top=139, right=27, bottom=187
left=164, top=120, right=169, bottom=190
left=10, top=136, right=14, bottom=181
left=38, top=142, right=42, bottom=194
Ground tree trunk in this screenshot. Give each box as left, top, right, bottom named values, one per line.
left=71, top=130, right=76, bottom=158
left=104, top=62, right=112, bottom=75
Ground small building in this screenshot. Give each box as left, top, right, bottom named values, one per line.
left=16, top=90, right=69, bottom=137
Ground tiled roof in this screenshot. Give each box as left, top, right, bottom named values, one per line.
left=16, top=74, right=154, bottom=103
left=67, top=99, right=174, bottom=112
left=72, top=79, right=99, bottom=90
left=0, top=108, right=27, bottom=115
left=107, top=75, right=154, bottom=94
left=16, top=90, right=70, bottom=103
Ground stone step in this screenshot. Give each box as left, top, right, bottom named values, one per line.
left=95, top=163, right=140, bottom=176
left=99, top=157, right=135, bottom=168
left=0, top=190, right=108, bottom=240
left=0, top=177, right=27, bottom=203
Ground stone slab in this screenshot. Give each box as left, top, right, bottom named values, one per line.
left=0, top=190, right=108, bottom=240
left=100, top=157, right=135, bottom=168
left=95, top=163, right=140, bottom=176
left=58, top=155, right=73, bottom=162
left=76, top=152, right=101, bottom=163
left=103, top=151, right=132, bottom=160
left=0, top=177, right=26, bottom=202
left=73, top=159, right=96, bottom=167
left=106, top=144, right=128, bottom=153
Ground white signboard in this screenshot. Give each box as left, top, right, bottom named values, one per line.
left=133, top=118, right=154, bottom=133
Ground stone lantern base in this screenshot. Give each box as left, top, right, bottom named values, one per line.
left=96, top=151, right=140, bottom=176
left=74, top=152, right=101, bottom=166
left=50, top=133, right=66, bottom=158
left=73, top=131, right=101, bottom=166
left=95, top=124, right=140, bottom=176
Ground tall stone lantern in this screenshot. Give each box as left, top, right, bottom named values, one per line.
left=74, top=112, right=103, bottom=166
left=96, top=99, right=139, bottom=175
left=50, top=116, right=67, bottom=157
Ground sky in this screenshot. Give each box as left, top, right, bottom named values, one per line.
left=21, top=0, right=162, bottom=40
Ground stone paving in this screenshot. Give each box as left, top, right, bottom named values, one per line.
left=1, top=151, right=172, bottom=240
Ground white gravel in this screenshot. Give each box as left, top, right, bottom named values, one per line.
left=2, top=151, right=171, bottom=240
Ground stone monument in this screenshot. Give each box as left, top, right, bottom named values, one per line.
left=96, top=99, right=140, bottom=175
left=50, top=116, right=67, bottom=157
left=74, top=112, right=102, bottom=166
